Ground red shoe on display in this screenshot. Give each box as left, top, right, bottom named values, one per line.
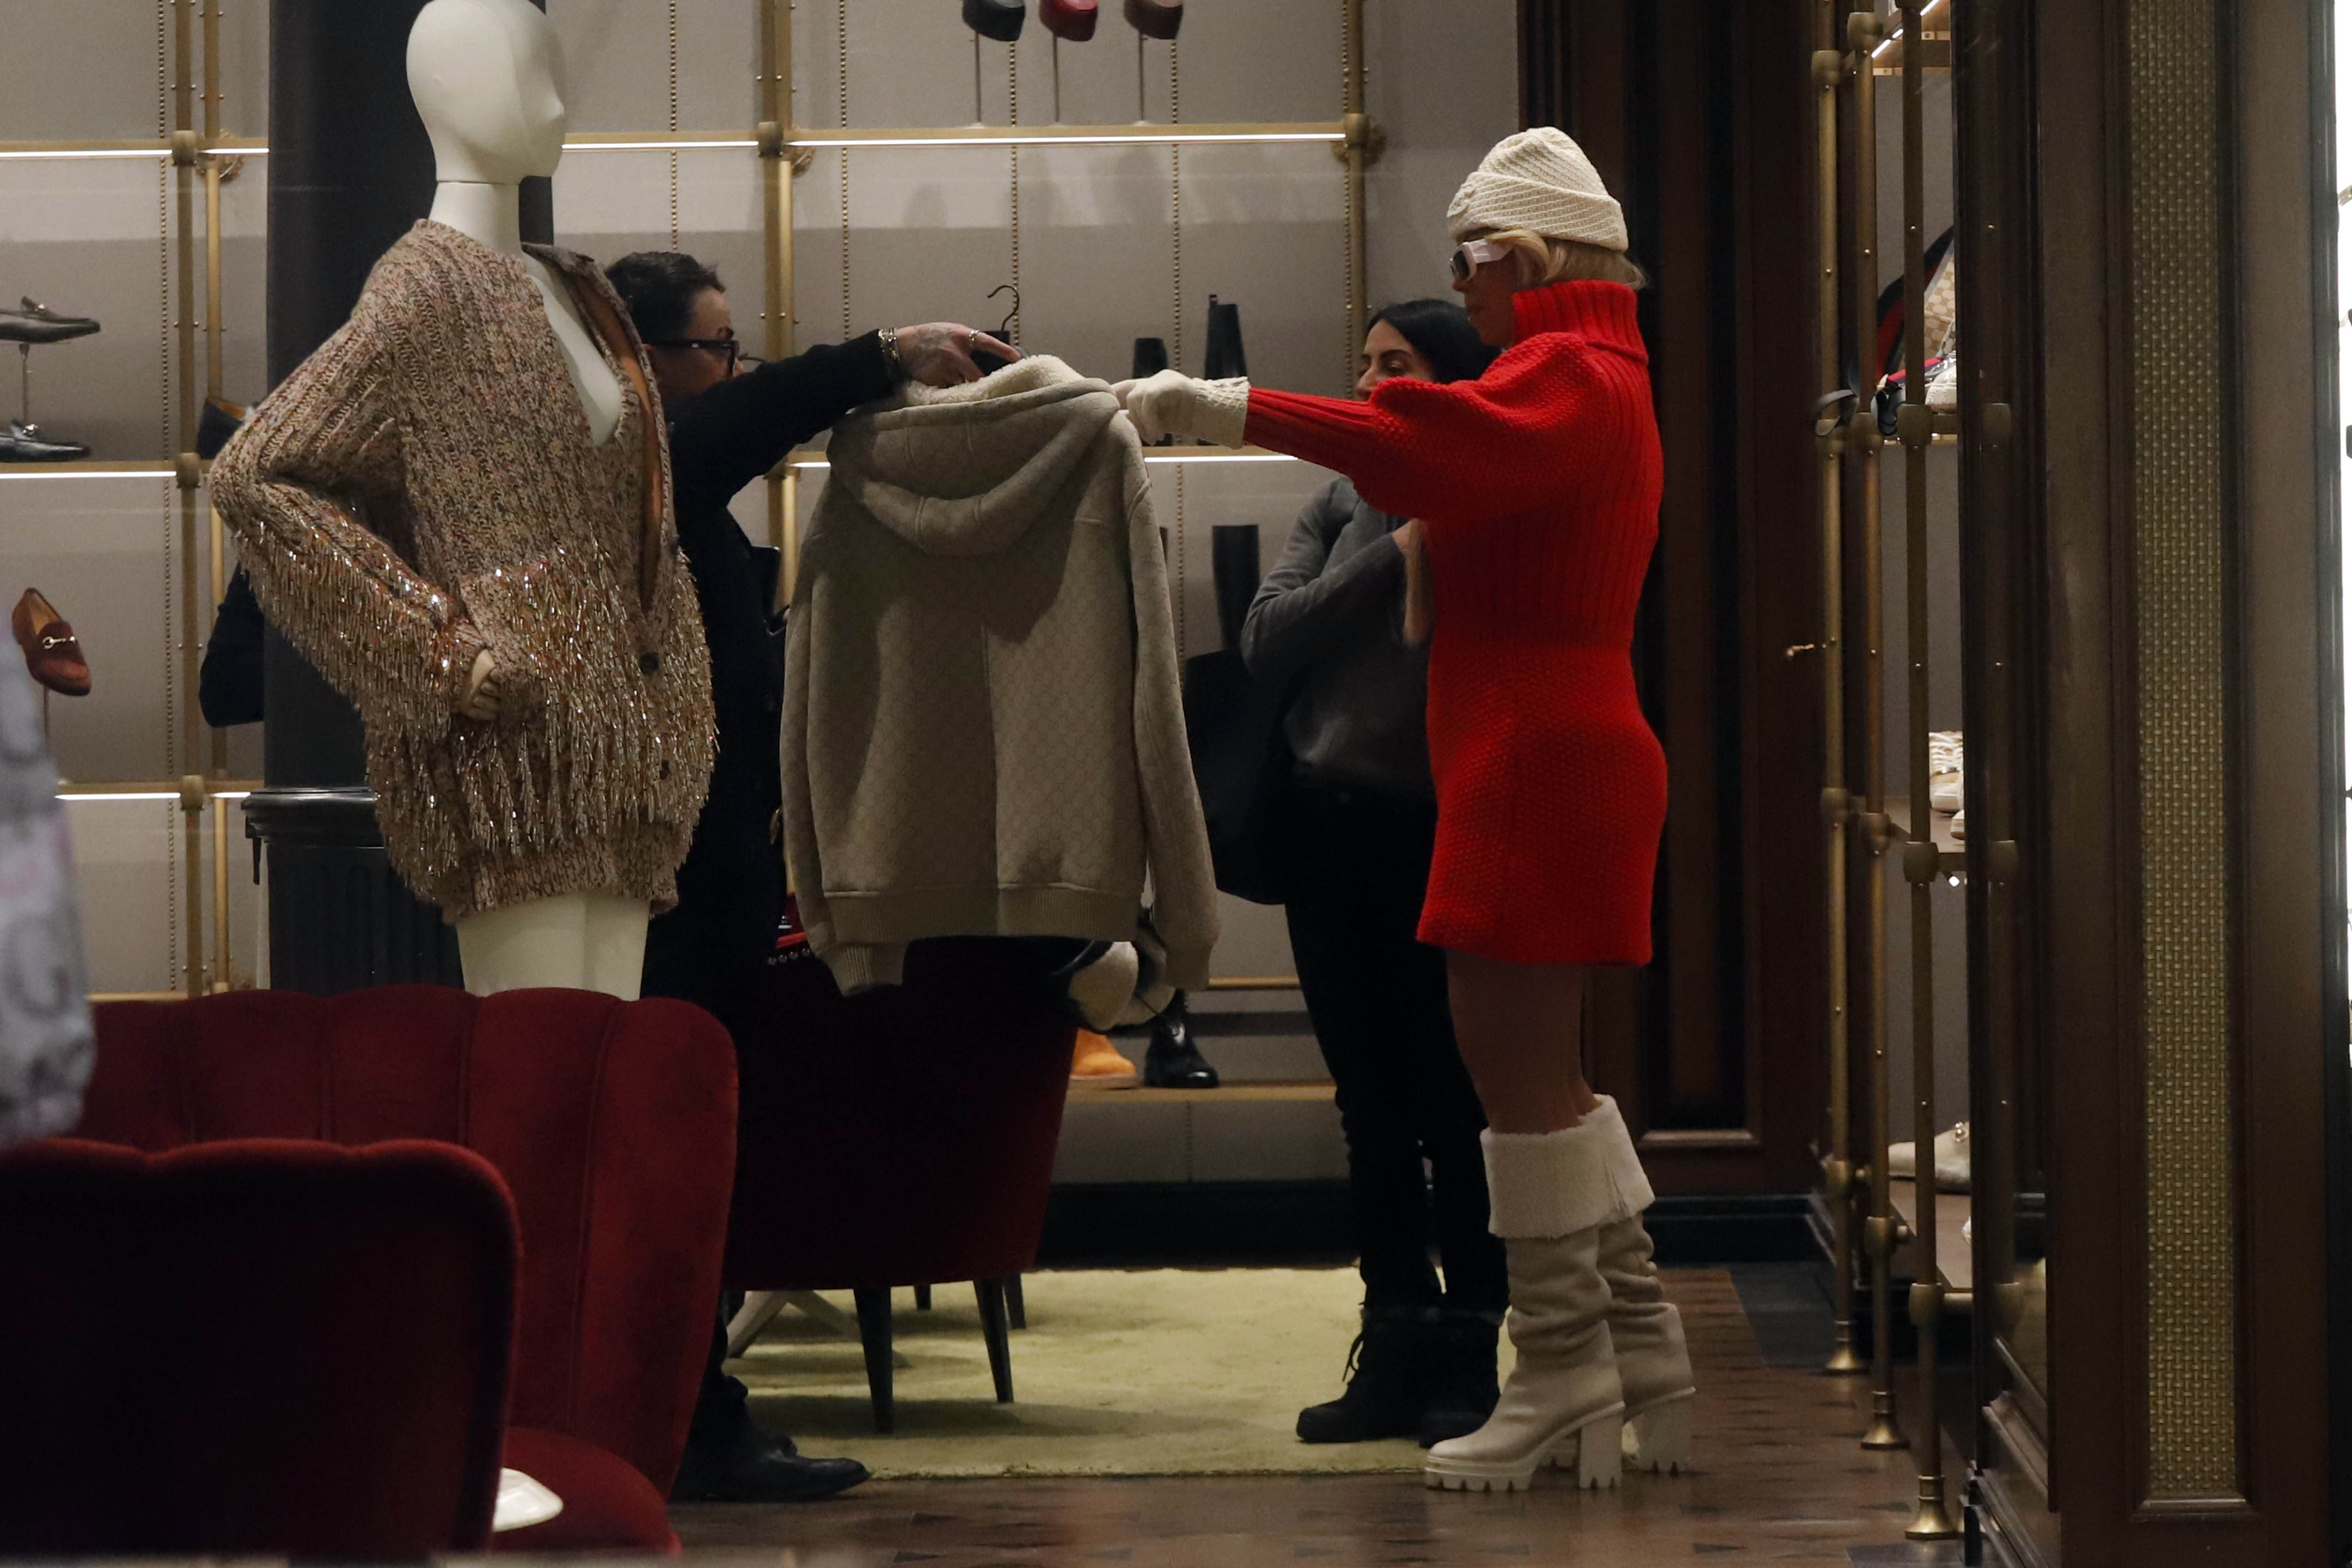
left=1042, top=0, right=1098, bottom=40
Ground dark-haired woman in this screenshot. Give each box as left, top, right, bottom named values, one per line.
left=1241, top=301, right=1504, bottom=1449
left=604, top=249, right=1013, bottom=1505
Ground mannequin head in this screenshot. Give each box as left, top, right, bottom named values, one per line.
left=407, top=0, right=567, bottom=186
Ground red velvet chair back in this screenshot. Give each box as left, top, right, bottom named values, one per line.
left=75, top=987, right=737, bottom=1496
left=725, top=939, right=1074, bottom=1290
left=0, top=1138, right=514, bottom=1555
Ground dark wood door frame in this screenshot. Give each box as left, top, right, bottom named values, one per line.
left=1520, top=1, right=1830, bottom=1196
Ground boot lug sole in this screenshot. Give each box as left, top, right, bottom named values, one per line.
left=1614, top=1389, right=1696, bottom=1474
left=1425, top=1406, right=1625, bottom=1493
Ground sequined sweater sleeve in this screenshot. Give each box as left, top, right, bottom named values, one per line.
left=211, top=297, right=489, bottom=734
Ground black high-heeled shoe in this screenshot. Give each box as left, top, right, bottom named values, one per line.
left=0, top=298, right=100, bottom=345
left=1124, top=0, right=1182, bottom=40
left=964, top=0, right=1026, bottom=42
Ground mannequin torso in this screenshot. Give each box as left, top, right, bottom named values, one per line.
left=409, top=0, right=653, bottom=994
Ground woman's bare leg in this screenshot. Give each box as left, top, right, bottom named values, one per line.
left=1444, top=951, right=1601, bottom=1134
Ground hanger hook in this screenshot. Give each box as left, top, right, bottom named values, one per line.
left=987, top=281, right=1020, bottom=340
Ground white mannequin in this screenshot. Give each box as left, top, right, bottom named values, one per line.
left=408, top=0, right=648, bottom=999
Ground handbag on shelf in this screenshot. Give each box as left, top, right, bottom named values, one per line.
left=1180, top=524, right=1297, bottom=906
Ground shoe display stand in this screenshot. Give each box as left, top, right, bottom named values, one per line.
left=1811, top=0, right=1969, bottom=1545
left=1, top=7, right=270, bottom=1001
left=5, top=1, right=1403, bottom=1015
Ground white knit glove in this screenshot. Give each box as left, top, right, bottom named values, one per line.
left=1112, top=369, right=1251, bottom=448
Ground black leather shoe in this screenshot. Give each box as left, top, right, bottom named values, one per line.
left=1142, top=996, right=1218, bottom=1088
left=1124, top=0, right=1181, bottom=40
left=0, top=420, right=87, bottom=462
left=1297, top=1305, right=1437, bottom=1443
left=964, top=0, right=1026, bottom=41
left=1417, top=1309, right=1502, bottom=1447
left=670, top=1418, right=868, bottom=1502
left=0, top=298, right=100, bottom=344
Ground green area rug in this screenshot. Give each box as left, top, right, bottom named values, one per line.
left=734, top=1266, right=1434, bottom=1478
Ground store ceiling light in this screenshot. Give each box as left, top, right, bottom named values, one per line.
left=786, top=451, right=1295, bottom=471
left=788, top=129, right=1343, bottom=149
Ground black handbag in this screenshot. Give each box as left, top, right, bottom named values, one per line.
left=1180, top=526, right=1296, bottom=905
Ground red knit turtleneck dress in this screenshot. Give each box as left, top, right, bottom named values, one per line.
left=1244, top=280, right=1666, bottom=965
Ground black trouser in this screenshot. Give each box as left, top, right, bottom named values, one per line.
left=645, top=925, right=768, bottom=1447
left=1281, top=784, right=1506, bottom=1313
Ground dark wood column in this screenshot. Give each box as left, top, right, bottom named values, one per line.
left=2022, top=0, right=2343, bottom=1560
left=1517, top=1, right=1830, bottom=1194
left=245, top=2, right=551, bottom=994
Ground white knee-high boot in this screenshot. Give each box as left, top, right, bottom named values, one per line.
left=1596, top=1211, right=1694, bottom=1472
left=1424, top=1097, right=1653, bottom=1493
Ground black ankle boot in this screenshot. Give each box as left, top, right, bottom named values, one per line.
left=1143, top=996, right=1219, bottom=1088
left=1296, top=1304, right=1436, bottom=1444
left=670, top=1405, right=870, bottom=1502
left=1417, top=1308, right=1502, bottom=1447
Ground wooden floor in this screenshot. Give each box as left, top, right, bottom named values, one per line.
left=672, top=1271, right=1964, bottom=1566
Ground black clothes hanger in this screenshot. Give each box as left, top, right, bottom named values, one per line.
left=972, top=283, right=1020, bottom=375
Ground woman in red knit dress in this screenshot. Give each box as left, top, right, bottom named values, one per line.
left=1120, top=128, right=1690, bottom=1494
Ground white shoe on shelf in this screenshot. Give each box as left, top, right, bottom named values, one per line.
left=1886, top=1121, right=1970, bottom=1192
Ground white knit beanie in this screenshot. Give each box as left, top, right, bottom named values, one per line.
left=1447, top=126, right=1627, bottom=252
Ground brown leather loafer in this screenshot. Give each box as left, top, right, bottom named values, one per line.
left=13, top=587, right=91, bottom=696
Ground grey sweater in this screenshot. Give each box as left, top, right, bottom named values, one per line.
left=1239, top=478, right=1432, bottom=801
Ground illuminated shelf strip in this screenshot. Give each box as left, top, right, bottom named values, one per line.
left=782, top=447, right=1296, bottom=474
left=0, top=463, right=177, bottom=480
left=59, top=782, right=256, bottom=803
left=788, top=124, right=1345, bottom=150
left=0, top=122, right=1345, bottom=161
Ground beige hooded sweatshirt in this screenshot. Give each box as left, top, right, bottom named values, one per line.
left=781, top=356, right=1218, bottom=994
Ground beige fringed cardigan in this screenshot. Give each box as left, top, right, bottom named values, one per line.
left=212, top=222, right=714, bottom=919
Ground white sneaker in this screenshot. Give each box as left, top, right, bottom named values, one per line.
left=1886, top=1122, right=1970, bottom=1192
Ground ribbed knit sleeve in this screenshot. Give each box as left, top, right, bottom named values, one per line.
left=1243, top=349, right=1616, bottom=524
left=1123, top=450, right=1220, bottom=988
left=211, top=302, right=487, bottom=734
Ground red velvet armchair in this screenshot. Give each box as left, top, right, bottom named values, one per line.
left=726, top=939, right=1075, bottom=1431
left=69, top=986, right=738, bottom=1553
left=0, top=1137, right=516, bottom=1556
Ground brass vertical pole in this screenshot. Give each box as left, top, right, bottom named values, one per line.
left=759, top=0, right=797, bottom=589
left=202, top=0, right=228, bottom=783
left=1896, top=0, right=1957, bottom=1536
left=1847, top=8, right=1905, bottom=1454
left=1340, top=0, right=1367, bottom=378
left=171, top=0, right=204, bottom=999
left=1814, top=8, right=1861, bottom=1379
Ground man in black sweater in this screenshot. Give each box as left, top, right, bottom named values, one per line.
left=608, top=250, right=1014, bottom=1504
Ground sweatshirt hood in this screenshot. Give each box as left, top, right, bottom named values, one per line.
left=826, top=355, right=1123, bottom=556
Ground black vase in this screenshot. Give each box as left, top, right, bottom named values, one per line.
left=1203, top=296, right=1247, bottom=380
left=1210, top=525, right=1261, bottom=650
left=1131, top=336, right=1170, bottom=379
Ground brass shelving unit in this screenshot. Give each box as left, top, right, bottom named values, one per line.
left=1817, top=0, right=1967, bottom=1545
left=13, top=2, right=1376, bottom=1003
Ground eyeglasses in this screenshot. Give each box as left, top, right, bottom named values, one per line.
left=1449, top=238, right=1512, bottom=283
left=646, top=336, right=761, bottom=372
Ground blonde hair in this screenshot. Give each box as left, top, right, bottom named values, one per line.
left=1479, top=227, right=1648, bottom=291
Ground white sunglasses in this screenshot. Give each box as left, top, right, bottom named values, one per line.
left=1450, top=238, right=1514, bottom=281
